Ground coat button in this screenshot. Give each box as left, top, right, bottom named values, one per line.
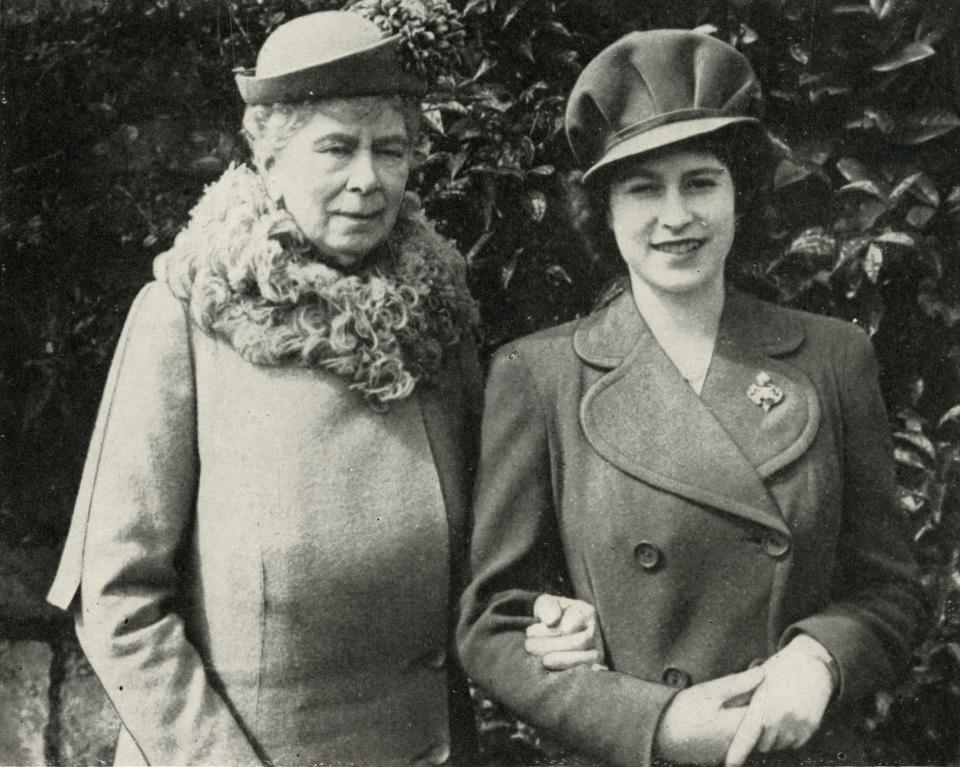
left=762, top=530, right=791, bottom=558
left=633, top=541, right=663, bottom=571
left=662, top=666, right=691, bottom=689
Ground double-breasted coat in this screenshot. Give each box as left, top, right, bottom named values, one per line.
left=48, top=280, right=483, bottom=766
left=457, top=288, right=925, bottom=767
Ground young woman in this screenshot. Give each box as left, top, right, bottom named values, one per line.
left=458, top=29, right=926, bottom=767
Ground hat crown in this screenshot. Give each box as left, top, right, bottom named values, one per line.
left=255, top=12, right=388, bottom=78
left=566, top=30, right=762, bottom=174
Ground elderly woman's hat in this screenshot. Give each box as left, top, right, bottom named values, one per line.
left=235, top=11, right=425, bottom=104
left=566, top=30, right=764, bottom=183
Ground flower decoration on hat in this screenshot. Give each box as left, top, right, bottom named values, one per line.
left=349, top=0, right=466, bottom=82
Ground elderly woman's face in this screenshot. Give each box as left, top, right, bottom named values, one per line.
left=607, top=148, right=735, bottom=297
left=266, top=100, right=411, bottom=267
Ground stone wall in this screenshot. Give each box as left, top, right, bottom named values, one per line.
left=0, top=543, right=117, bottom=767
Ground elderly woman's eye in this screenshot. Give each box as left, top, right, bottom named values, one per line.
left=320, top=144, right=352, bottom=157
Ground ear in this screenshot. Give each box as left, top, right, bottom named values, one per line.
left=261, top=157, right=283, bottom=202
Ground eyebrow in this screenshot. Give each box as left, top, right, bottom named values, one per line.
left=623, top=166, right=726, bottom=181
left=311, top=133, right=409, bottom=149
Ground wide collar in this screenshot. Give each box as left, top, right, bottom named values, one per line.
left=575, top=288, right=820, bottom=532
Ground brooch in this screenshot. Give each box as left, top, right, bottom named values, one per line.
left=747, top=371, right=784, bottom=412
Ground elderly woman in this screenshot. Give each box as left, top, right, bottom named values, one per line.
left=457, top=30, right=926, bottom=767
left=46, top=12, right=583, bottom=766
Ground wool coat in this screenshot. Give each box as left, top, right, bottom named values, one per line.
left=48, top=280, right=483, bottom=766
left=457, top=288, right=926, bottom=767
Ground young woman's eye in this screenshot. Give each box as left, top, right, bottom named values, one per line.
left=686, top=177, right=718, bottom=191
left=626, top=183, right=659, bottom=195
left=378, top=147, right=408, bottom=160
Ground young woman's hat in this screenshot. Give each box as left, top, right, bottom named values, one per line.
left=235, top=11, right=426, bottom=105
left=566, top=29, right=764, bottom=183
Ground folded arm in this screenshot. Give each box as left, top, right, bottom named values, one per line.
left=456, top=346, right=679, bottom=767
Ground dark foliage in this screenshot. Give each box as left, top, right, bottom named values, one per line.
left=1, top=0, right=958, bottom=762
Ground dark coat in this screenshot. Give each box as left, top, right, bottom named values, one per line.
left=48, top=281, right=482, bottom=766
left=457, top=288, right=925, bottom=767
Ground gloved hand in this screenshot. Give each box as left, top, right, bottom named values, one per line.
left=724, top=634, right=838, bottom=767
left=654, top=666, right=766, bottom=765
left=523, top=594, right=605, bottom=671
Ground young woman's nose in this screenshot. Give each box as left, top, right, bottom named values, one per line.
left=345, top=151, right=381, bottom=193
left=657, top=188, right=694, bottom=230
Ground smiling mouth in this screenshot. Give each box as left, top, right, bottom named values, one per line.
left=336, top=211, right=382, bottom=221
left=652, top=238, right=706, bottom=255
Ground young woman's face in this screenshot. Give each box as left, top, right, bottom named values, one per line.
left=266, top=100, right=411, bottom=268
left=607, top=148, right=736, bottom=297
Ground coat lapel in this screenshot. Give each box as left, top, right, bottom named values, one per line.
left=700, top=292, right=821, bottom=480
left=576, top=289, right=819, bottom=533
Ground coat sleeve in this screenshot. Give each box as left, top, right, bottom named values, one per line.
left=48, top=281, right=262, bottom=765
left=782, top=327, right=927, bottom=705
left=456, top=345, right=678, bottom=767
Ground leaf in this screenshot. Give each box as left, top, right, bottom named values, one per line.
left=471, top=57, right=497, bottom=82
left=463, top=0, right=489, bottom=15
left=787, top=227, right=836, bottom=259
left=790, top=43, right=810, bottom=65
left=846, top=107, right=896, bottom=134
left=836, top=157, right=874, bottom=183
left=890, top=172, right=940, bottom=207
left=422, top=108, right=444, bottom=134
left=774, top=158, right=829, bottom=190
left=938, top=405, right=960, bottom=429
left=527, top=164, right=555, bottom=176
left=526, top=190, right=547, bottom=221
left=837, top=179, right=888, bottom=200
left=864, top=242, right=884, bottom=282
left=832, top=3, right=875, bottom=14
left=501, top=256, right=517, bottom=288
left=545, top=265, right=573, bottom=284
left=873, top=42, right=936, bottom=72
left=906, top=205, right=936, bottom=229
left=895, top=446, right=933, bottom=472
left=501, top=0, right=528, bottom=28
left=894, top=430, right=937, bottom=462
left=874, top=230, right=916, bottom=246
left=465, top=231, right=494, bottom=264
left=897, top=488, right=927, bottom=513
left=544, top=21, right=571, bottom=38
left=890, top=109, right=960, bottom=145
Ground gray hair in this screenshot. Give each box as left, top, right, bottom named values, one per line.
left=241, top=95, right=422, bottom=172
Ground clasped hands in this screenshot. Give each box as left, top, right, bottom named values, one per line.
left=523, top=595, right=837, bottom=766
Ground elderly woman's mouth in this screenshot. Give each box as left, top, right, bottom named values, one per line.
left=336, top=210, right=383, bottom=220
left=651, top=238, right=707, bottom=255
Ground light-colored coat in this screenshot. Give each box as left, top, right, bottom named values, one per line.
left=458, top=288, right=925, bottom=767
left=49, top=281, right=482, bottom=766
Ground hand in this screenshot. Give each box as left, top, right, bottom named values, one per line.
left=725, top=636, right=837, bottom=767
left=655, top=666, right=765, bottom=765
left=523, top=594, right=605, bottom=671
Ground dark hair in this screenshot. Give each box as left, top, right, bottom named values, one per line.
left=567, top=123, right=781, bottom=278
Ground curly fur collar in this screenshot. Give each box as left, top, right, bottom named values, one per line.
left=155, top=164, right=478, bottom=410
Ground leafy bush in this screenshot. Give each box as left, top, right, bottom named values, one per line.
left=1, top=0, right=958, bottom=762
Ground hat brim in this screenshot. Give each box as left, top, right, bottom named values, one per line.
left=236, top=35, right=426, bottom=105
left=582, top=116, right=762, bottom=184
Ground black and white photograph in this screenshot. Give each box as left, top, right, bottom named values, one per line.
left=1, top=1, right=959, bottom=765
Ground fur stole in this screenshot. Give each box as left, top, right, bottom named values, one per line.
left=155, top=164, right=478, bottom=410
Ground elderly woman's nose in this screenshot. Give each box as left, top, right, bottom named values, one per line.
left=345, top=151, right=381, bottom=192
